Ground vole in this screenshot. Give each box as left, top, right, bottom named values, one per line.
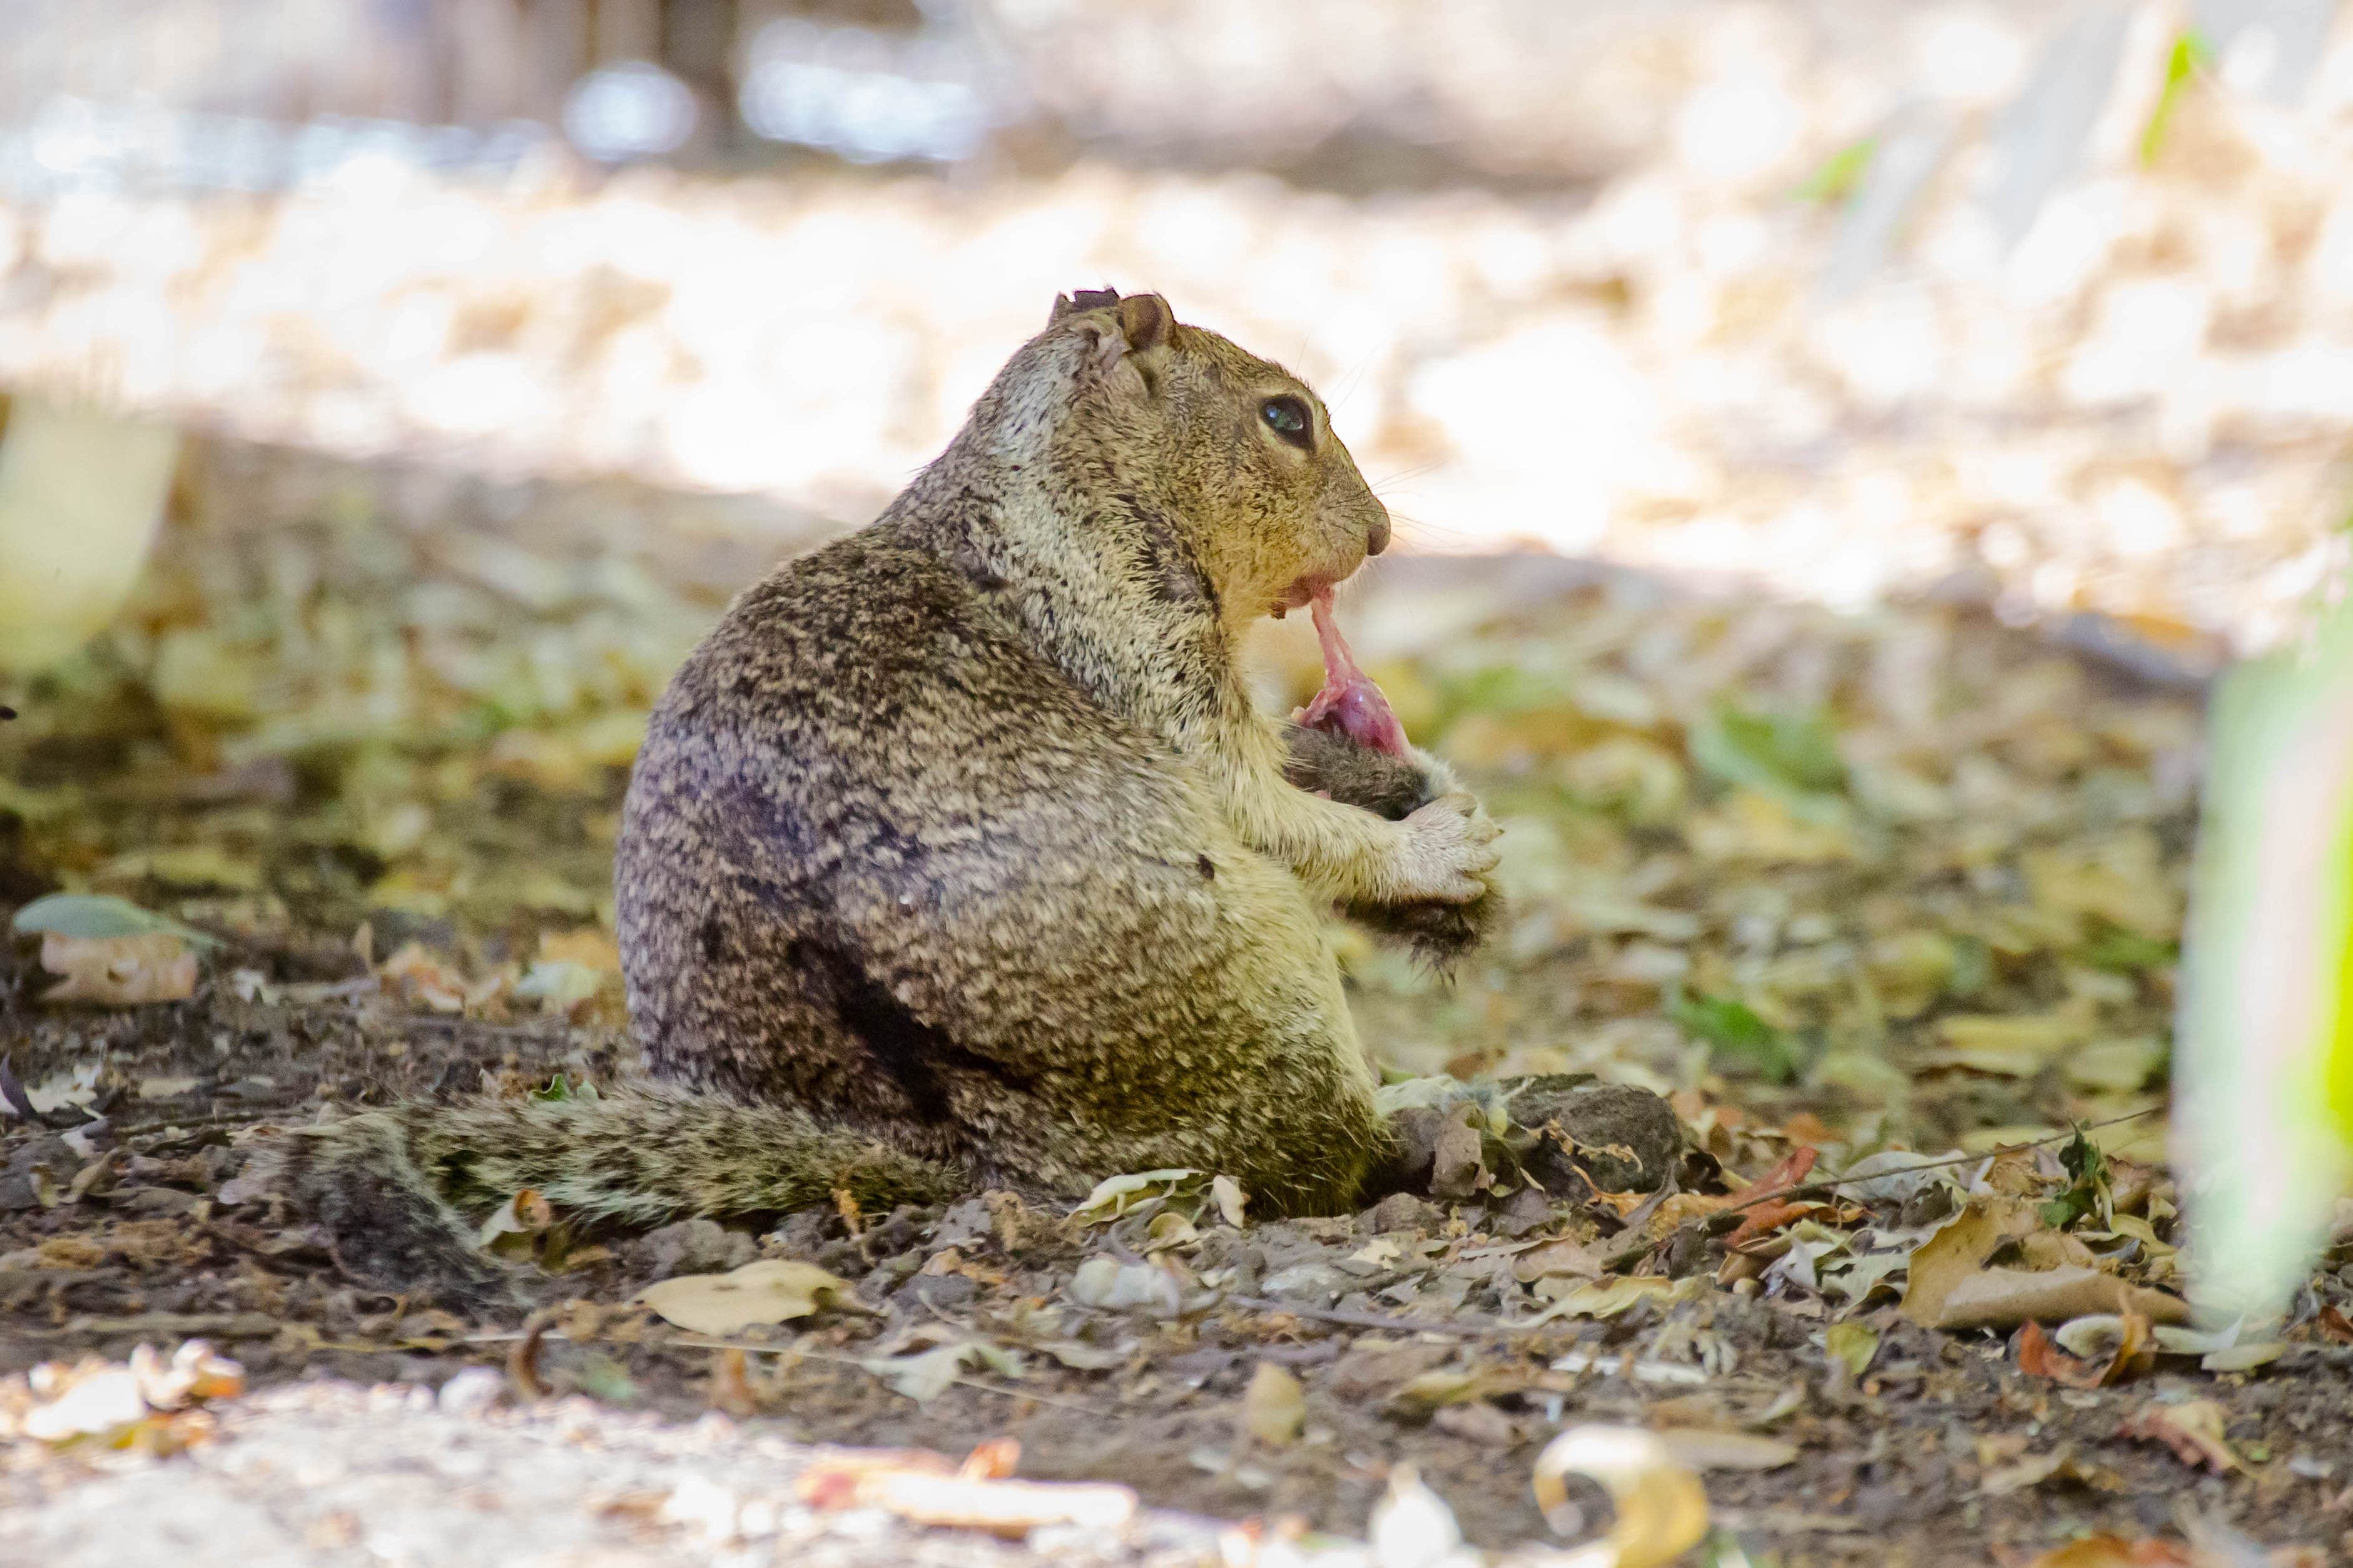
left=266, top=290, right=1502, bottom=1298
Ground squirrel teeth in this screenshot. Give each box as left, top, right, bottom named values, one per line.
left=1296, top=587, right=1411, bottom=759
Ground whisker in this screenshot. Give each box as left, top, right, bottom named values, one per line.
left=1383, top=510, right=1487, bottom=550
left=1371, top=462, right=1443, bottom=491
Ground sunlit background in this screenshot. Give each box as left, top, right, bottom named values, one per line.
left=0, top=0, right=2347, bottom=655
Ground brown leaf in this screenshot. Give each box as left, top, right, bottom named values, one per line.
left=2118, top=1399, right=2238, bottom=1473
left=1512, top=1237, right=1608, bottom=1283
left=376, top=940, right=470, bottom=1013
left=2016, top=1313, right=2152, bottom=1389
left=709, top=1348, right=757, bottom=1418
left=1934, top=1267, right=2188, bottom=1332
left=634, top=1260, right=854, bottom=1335
left=39, top=933, right=196, bottom=1005
left=507, top=1313, right=552, bottom=1402
left=1899, top=1196, right=2042, bottom=1327
left=1722, top=1198, right=1821, bottom=1248
left=800, top=1445, right=1134, bottom=1538
left=1331, top=1340, right=1455, bottom=1400
left=1734, top=1145, right=1821, bottom=1199
left=1650, top=1428, right=1797, bottom=1472
left=1432, top=1400, right=1520, bottom=1446
left=1980, top=1447, right=2127, bottom=1497
left=2024, top=1537, right=2193, bottom=1568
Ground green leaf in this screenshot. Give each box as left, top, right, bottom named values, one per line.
left=1435, top=664, right=1568, bottom=724
left=2077, top=923, right=2179, bottom=974
left=1669, top=989, right=1800, bottom=1084
left=2139, top=31, right=2213, bottom=166
left=1946, top=934, right=1993, bottom=999
left=1689, top=702, right=1846, bottom=800
left=531, top=1073, right=601, bottom=1103
left=9, top=893, right=220, bottom=948
left=1794, top=136, right=1878, bottom=205
left=2040, top=1126, right=2112, bottom=1229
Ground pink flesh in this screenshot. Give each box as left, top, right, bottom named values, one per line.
left=1296, top=588, right=1410, bottom=757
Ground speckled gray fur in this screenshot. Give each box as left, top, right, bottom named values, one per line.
left=265, top=291, right=1502, bottom=1298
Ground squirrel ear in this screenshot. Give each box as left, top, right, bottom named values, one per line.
left=1049, top=287, right=1123, bottom=328
left=1116, top=293, right=1173, bottom=354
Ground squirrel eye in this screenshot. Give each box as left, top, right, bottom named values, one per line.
left=1260, top=395, right=1313, bottom=448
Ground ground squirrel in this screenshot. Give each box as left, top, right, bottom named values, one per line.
left=268, top=290, right=1503, bottom=1297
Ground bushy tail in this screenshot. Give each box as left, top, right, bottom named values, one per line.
left=257, top=1088, right=963, bottom=1307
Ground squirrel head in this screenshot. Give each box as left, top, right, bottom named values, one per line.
left=1037, top=289, right=1391, bottom=624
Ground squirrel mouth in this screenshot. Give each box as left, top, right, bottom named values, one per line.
left=1271, top=572, right=1341, bottom=618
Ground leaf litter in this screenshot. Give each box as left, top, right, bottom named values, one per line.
left=1, top=443, right=2347, bottom=1566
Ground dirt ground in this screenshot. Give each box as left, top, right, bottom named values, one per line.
left=4, top=442, right=2351, bottom=1567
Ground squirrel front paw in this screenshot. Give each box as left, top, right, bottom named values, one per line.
left=1392, top=791, right=1502, bottom=904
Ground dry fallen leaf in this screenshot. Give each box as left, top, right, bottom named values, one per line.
left=1066, top=1256, right=1183, bottom=1317
left=376, top=941, right=472, bottom=1013
left=1528, top=1275, right=1680, bottom=1323
left=11, top=1341, right=243, bottom=1446
left=1933, top=1267, right=2189, bottom=1333
left=1512, top=1237, right=1608, bottom=1283
left=1824, top=1321, right=1879, bottom=1380
left=1981, top=1447, right=2127, bottom=1497
left=634, top=1259, right=853, bottom=1335
left=38, top=932, right=196, bottom=1006
left=128, top=1340, right=244, bottom=1410
left=1366, top=1463, right=1474, bottom=1568
left=2016, top=1313, right=2153, bottom=1389
left=1211, top=1174, right=1248, bottom=1227
left=1898, top=1195, right=2042, bottom=1327
left=1239, top=1361, right=1305, bottom=1447
left=2024, top=1536, right=2194, bottom=1568
left=1649, top=1427, right=1796, bottom=1472
left=800, top=1441, right=1134, bottom=1538
left=477, top=1188, right=554, bottom=1256
left=1533, top=1426, right=1709, bottom=1568
left=861, top=1340, right=1022, bottom=1403
left=2118, top=1399, right=2239, bottom=1474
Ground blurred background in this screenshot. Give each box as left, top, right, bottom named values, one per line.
left=0, top=0, right=2347, bottom=650
left=3, top=0, right=2350, bottom=1160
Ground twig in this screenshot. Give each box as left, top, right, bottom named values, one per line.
left=403, top=1015, right=577, bottom=1039
left=457, top=1328, right=1110, bottom=1417
left=1222, top=1293, right=1586, bottom=1339
left=1711, top=1106, right=2165, bottom=1217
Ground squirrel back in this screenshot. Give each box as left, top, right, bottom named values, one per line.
left=266, top=290, right=1500, bottom=1300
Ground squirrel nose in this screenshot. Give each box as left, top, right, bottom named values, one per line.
left=1365, top=512, right=1391, bottom=557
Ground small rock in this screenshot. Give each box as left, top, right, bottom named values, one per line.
left=437, top=1366, right=505, bottom=1416
left=932, top=1197, right=994, bottom=1250
left=1494, top=1185, right=1555, bottom=1237
left=1068, top=1256, right=1184, bottom=1317
left=1365, top=1191, right=1437, bottom=1235
left=1428, top=1117, right=1485, bottom=1200
left=1259, top=1263, right=1352, bottom=1304
left=1331, top=1340, right=1454, bottom=1400
left=767, top=1209, right=831, bottom=1257
left=632, top=1218, right=756, bottom=1279
left=1510, top=1077, right=1683, bottom=1194
left=900, top=1273, right=977, bottom=1313
left=1432, top=1401, right=1520, bottom=1446
left=1384, top=1106, right=1450, bottom=1192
